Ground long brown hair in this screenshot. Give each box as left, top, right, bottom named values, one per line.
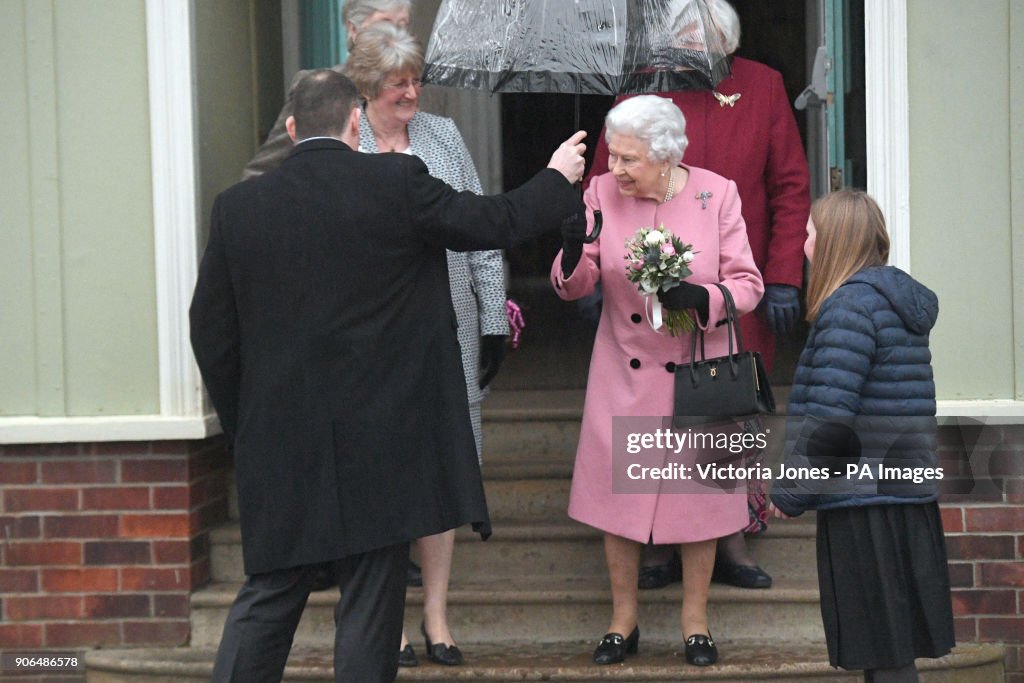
left=805, top=190, right=890, bottom=320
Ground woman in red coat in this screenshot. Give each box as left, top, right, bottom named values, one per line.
left=586, top=0, right=811, bottom=589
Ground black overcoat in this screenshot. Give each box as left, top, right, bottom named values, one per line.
left=189, top=139, right=580, bottom=574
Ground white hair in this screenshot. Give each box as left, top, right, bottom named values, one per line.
left=705, top=0, right=741, bottom=55
left=343, top=0, right=411, bottom=27
left=604, top=96, right=688, bottom=167
left=342, top=0, right=412, bottom=49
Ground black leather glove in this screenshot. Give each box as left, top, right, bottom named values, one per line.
left=560, top=212, right=588, bottom=277
left=657, top=282, right=709, bottom=324
left=763, top=284, right=801, bottom=336
left=478, top=334, right=507, bottom=389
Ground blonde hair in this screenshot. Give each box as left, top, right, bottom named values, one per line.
left=805, top=190, right=890, bottom=320
left=343, top=23, right=423, bottom=100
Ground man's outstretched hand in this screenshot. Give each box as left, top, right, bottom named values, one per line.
left=547, top=131, right=587, bottom=185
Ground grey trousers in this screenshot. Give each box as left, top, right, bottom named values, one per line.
left=211, top=542, right=409, bottom=683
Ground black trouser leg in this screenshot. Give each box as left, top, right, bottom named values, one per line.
left=211, top=565, right=317, bottom=683
left=333, top=542, right=410, bottom=683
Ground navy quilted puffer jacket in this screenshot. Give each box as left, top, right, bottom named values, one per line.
left=771, top=266, right=940, bottom=516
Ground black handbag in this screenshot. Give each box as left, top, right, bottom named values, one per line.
left=673, top=284, right=775, bottom=425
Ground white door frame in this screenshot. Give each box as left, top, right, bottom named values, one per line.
left=864, top=0, right=911, bottom=272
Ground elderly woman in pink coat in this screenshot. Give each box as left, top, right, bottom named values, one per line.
left=552, top=95, right=763, bottom=668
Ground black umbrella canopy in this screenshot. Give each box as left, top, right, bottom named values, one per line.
left=423, top=0, right=730, bottom=96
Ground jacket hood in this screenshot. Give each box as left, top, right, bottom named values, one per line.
left=845, top=266, right=938, bottom=335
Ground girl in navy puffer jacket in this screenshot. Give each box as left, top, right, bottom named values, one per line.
left=769, top=190, right=954, bottom=683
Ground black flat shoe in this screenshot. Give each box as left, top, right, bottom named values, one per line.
left=407, top=559, right=423, bottom=587
left=422, top=622, right=463, bottom=666
left=712, top=558, right=772, bottom=589
left=398, top=644, right=418, bottom=667
left=592, top=626, right=639, bottom=665
left=684, top=633, right=718, bottom=666
left=638, top=552, right=681, bottom=590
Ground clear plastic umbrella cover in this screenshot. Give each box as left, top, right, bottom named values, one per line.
left=422, top=0, right=730, bottom=95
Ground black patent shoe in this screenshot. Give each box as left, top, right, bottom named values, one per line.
left=712, top=558, right=772, bottom=589
left=684, top=633, right=718, bottom=666
left=407, top=559, right=423, bottom=587
left=592, top=626, right=639, bottom=664
left=638, top=552, right=682, bottom=590
left=398, top=644, right=419, bottom=667
left=422, top=623, right=463, bottom=665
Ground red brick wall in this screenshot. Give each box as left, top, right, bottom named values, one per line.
left=0, top=438, right=229, bottom=649
left=940, top=423, right=1024, bottom=681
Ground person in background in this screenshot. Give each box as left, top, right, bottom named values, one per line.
left=770, top=189, right=954, bottom=683
left=345, top=23, right=508, bottom=668
left=554, top=95, right=763, bottom=668
left=586, top=0, right=811, bottom=590
left=241, top=0, right=412, bottom=180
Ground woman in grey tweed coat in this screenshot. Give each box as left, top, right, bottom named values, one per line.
left=347, top=23, right=507, bottom=666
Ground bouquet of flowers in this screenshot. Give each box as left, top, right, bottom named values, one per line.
left=624, top=225, right=697, bottom=336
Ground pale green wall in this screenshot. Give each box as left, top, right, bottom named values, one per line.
left=1013, top=1, right=1024, bottom=402
left=908, top=0, right=1021, bottom=400
left=0, top=0, right=36, bottom=415
left=0, top=0, right=159, bottom=416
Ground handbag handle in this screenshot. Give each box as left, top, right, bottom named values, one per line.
left=687, top=283, right=744, bottom=380
left=715, top=283, right=746, bottom=353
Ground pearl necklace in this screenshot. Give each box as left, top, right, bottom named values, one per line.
left=663, top=168, right=676, bottom=203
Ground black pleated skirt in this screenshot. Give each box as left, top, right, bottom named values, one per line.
left=816, top=502, right=955, bottom=670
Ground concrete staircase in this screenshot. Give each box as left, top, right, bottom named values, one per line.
left=86, top=389, right=1004, bottom=681
left=86, top=284, right=1005, bottom=680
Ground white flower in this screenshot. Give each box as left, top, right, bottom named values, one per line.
left=640, top=279, right=659, bottom=294
left=682, top=250, right=694, bottom=263
left=644, top=230, right=664, bottom=246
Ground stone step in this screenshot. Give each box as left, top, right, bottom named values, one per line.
left=481, top=389, right=583, bottom=462
left=189, top=575, right=827, bottom=649
left=85, top=643, right=1006, bottom=682
left=209, top=519, right=818, bottom=583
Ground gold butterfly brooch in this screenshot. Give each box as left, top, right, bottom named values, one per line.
left=713, top=91, right=741, bottom=108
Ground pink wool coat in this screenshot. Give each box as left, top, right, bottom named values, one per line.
left=587, top=57, right=811, bottom=370
left=552, top=167, right=764, bottom=543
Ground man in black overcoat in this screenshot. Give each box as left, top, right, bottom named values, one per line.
left=189, top=70, right=585, bottom=682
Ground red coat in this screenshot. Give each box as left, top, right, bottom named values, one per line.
left=587, top=57, right=811, bottom=369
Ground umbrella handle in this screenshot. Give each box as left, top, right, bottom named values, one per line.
left=583, top=210, right=603, bottom=243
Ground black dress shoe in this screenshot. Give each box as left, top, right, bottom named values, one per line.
left=592, top=626, right=639, bottom=665
left=712, top=558, right=772, bottom=589
left=407, top=559, right=423, bottom=587
left=638, top=552, right=682, bottom=590
left=422, top=622, right=463, bottom=665
left=684, top=633, right=718, bottom=666
left=398, top=644, right=419, bottom=667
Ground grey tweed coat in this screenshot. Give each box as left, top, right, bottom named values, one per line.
left=359, top=110, right=507, bottom=457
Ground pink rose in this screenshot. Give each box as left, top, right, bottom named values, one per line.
left=631, top=260, right=644, bottom=270
left=661, top=242, right=676, bottom=256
